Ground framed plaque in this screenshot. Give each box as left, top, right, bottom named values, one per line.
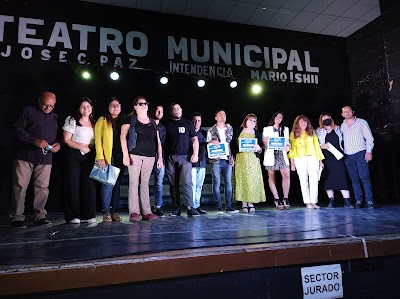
left=268, top=137, right=286, bottom=150
left=239, top=138, right=257, bottom=152
left=207, top=143, right=229, bottom=159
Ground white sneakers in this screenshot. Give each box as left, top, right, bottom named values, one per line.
left=69, top=218, right=97, bottom=224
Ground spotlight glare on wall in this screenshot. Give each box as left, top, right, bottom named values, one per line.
left=110, top=71, right=119, bottom=80
left=197, top=79, right=205, bottom=87
left=252, top=84, right=262, bottom=94
left=230, top=80, right=238, bottom=88
left=160, top=76, right=168, bottom=84
left=82, top=71, right=91, bottom=79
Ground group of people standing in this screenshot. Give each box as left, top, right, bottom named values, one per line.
left=9, top=91, right=375, bottom=228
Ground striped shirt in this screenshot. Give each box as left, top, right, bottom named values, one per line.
left=340, top=117, right=374, bottom=155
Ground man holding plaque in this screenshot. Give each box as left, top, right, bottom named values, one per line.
left=206, top=109, right=239, bottom=214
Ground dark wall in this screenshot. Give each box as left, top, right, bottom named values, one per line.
left=0, top=0, right=358, bottom=213
left=346, top=2, right=400, bottom=201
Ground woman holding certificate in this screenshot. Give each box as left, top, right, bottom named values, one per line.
left=263, top=112, right=291, bottom=210
left=288, top=115, right=324, bottom=209
left=316, top=113, right=351, bottom=208
left=232, top=113, right=266, bottom=212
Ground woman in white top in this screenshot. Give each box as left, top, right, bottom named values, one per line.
left=62, top=97, right=96, bottom=224
left=263, top=112, right=291, bottom=210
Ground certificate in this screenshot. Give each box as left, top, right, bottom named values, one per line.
left=207, top=143, right=229, bottom=159
left=239, top=138, right=257, bottom=152
left=326, top=142, right=344, bottom=160
left=268, top=137, right=286, bottom=150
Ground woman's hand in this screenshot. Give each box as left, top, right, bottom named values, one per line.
left=81, top=145, right=91, bottom=154
left=97, top=159, right=106, bottom=169
left=290, top=163, right=296, bottom=171
left=321, top=143, right=330, bottom=150
left=123, top=155, right=131, bottom=167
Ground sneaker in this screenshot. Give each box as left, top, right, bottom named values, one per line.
left=327, top=198, right=334, bottom=208
left=367, top=201, right=375, bottom=209
left=187, top=207, right=201, bottom=217
left=355, top=201, right=362, bottom=208
left=111, top=213, right=122, bottom=222
left=196, top=207, right=207, bottom=214
left=170, top=208, right=181, bottom=217
left=216, top=207, right=224, bottom=214
left=11, top=220, right=27, bottom=228
left=69, top=218, right=80, bottom=224
left=34, top=218, right=51, bottom=225
left=225, top=207, right=239, bottom=213
left=103, top=214, right=112, bottom=222
left=142, top=213, right=158, bottom=220
left=129, top=213, right=142, bottom=222
left=81, top=218, right=96, bottom=223
left=344, top=198, right=353, bottom=208
left=152, top=207, right=165, bottom=217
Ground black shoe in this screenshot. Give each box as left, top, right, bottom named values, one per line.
left=274, top=199, right=284, bottom=210
left=225, top=207, right=239, bottom=213
left=327, top=198, right=334, bottom=208
left=355, top=201, right=362, bottom=208
left=344, top=198, right=353, bottom=208
left=170, top=208, right=181, bottom=217
left=34, top=218, right=51, bottom=225
left=196, top=207, right=207, bottom=214
left=367, top=201, right=375, bottom=209
left=187, top=207, right=201, bottom=217
left=11, top=221, right=27, bottom=228
left=216, top=207, right=224, bottom=214
left=152, top=207, right=165, bottom=217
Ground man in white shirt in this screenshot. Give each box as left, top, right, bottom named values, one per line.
left=341, top=106, right=374, bottom=208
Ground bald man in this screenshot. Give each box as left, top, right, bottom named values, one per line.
left=10, top=91, right=61, bottom=228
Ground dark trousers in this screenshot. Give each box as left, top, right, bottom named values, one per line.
left=344, top=150, right=373, bottom=202
left=64, top=148, right=96, bottom=221
left=165, top=154, right=194, bottom=209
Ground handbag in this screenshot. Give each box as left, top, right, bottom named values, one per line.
left=89, top=163, right=121, bottom=186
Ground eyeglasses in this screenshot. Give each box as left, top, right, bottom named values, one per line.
left=248, top=119, right=257, bottom=123
left=41, top=99, right=55, bottom=109
left=109, top=104, right=121, bottom=108
left=137, top=102, right=149, bottom=106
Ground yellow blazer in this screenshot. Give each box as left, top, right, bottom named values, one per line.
left=288, top=131, right=324, bottom=161
left=95, top=117, right=113, bottom=163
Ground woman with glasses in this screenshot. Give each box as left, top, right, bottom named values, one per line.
left=232, top=113, right=266, bottom=212
left=120, top=96, right=163, bottom=222
left=316, top=112, right=351, bottom=208
left=262, top=112, right=291, bottom=210
left=288, top=115, right=324, bottom=209
left=95, top=97, right=126, bottom=222
left=62, top=97, right=96, bottom=223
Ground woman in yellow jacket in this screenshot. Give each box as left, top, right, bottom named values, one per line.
left=95, top=97, right=125, bottom=222
left=288, top=115, right=324, bottom=209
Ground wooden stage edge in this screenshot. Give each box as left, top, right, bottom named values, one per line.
left=2, top=234, right=400, bottom=295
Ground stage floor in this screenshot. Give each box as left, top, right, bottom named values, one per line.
left=1, top=203, right=400, bottom=270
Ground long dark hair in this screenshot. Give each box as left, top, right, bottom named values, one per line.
left=105, top=97, right=125, bottom=126
left=74, top=97, right=95, bottom=126
left=268, top=111, right=284, bottom=137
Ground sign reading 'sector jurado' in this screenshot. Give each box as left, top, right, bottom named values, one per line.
left=0, top=14, right=319, bottom=84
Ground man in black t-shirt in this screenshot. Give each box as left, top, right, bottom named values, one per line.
left=164, top=103, right=200, bottom=216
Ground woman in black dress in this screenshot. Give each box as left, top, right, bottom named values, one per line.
left=316, top=112, right=351, bottom=208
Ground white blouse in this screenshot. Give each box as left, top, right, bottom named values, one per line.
left=63, top=116, right=94, bottom=146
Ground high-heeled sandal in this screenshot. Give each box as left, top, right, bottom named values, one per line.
left=274, top=199, right=284, bottom=210
left=282, top=198, right=290, bottom=210
left=242, top=207, right=249, bottom=213
left=248, top=206, right=255, bottom=212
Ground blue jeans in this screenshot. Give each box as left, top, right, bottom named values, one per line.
left=192, top=167, right=206, bottom=208
left=211, top=159, right=233, bottom=209
left=344, top=150, right=373, bottom=202
left=101, top=154, right=124, bottom=214
left=152, top=163, right=165, bottom=207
